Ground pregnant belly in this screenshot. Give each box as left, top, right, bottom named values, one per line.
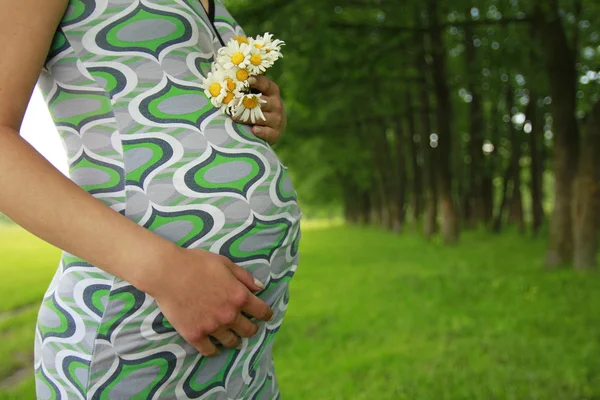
left=121, top=115, right=301, bottom=269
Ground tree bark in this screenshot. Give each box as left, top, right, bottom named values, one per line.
left=371, top=121, right=396, bottom=230
left=572, top=102, right=600, bottom=269
left=534, top=1, right=580, bottom=267
left=526, top=94, right=545, bottom=236
left=417, top=22, right=437, bottom=240
left=464, top=21, right=485, bottom=228
left=505, top=83, right=525, bottom=233
left=428, top=0, right=459, bottom=244
left=492, top=163, right=513, bottom=233
left=393, top=121, right=408, bottom=231
left=405, top=90, right=422, bottom=229
left=343, top=180, right=357, bottom=223
left=483, top=94, right=502, bottom=226
left=359, top=190, right=371, bottom=225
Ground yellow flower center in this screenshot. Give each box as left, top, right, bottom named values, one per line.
left=226, top=78, right=236, bottom=91
left=236, top=69, right=249, bottom=81
left=233, top=36, right=249, bottom=45
left=209, top=83, right=222, bottom=97
left=231, top=52, right=245, bottom=65
left=254, top=43, right=263, bottom=49
left=250, top=54, right=262, bottom=66
left=223, top=92, right=235, bottom=104
left=242, top=96, right=259, bottom=109
left=266, top=48, right=271, bottom=53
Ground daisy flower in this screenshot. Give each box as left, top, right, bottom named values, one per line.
left=232, top=93, right=267, bottom=123
left=218, top=72, right=245, bottom=113
left=232, top=35, right=250, bottom=46
left=217, top=40, right=251, bottom=70
left=223, top=69, right=245, bottom=92
left=220, top=90, right=242, bottom=114
left=230, top=66, right=251, bottom=86
left=201, top=68, right=228, bottom=107
left=253, top=32, right=285, bottom=62
left=247, top=46, right=272, bottom=75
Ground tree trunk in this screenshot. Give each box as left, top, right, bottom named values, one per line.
left=417, top=23, right=437, bottom=240
left=483, top=94, right=502, bottom=226
left=359, top=190, right=371, bottom=225
left=534, top=1, right=580, bottom=267
left=492, top=163, right=513, bottom=233
left=394, top=121, right=408, bottom=231
left=526, top=94, right=545, bottom=236
left=428, top=0, right=459, bottom=244
left=464, top=21, right=485, bottom=228
left=505, top=83, right=525, bottom=233
left=405, top=90, right=423, bottom=230
left=572, top=102, right=600, bottom=269
left=369, top=188, right=383, bottom=226
left=343, top=180, right=357, bottom=223
left=372, top=122, right=395, bottom=230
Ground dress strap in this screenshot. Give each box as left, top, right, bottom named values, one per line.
left=201, top=0, right=226, bottom=46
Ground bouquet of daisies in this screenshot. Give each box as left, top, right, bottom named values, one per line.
left=202, top=33, right=284, bottom=123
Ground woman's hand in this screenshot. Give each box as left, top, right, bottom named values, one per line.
left=241, top=75, right=287, bottom=145
left=144, top=246, right=273, bottom=357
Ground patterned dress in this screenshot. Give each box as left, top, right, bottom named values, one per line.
left=33, top=0, right=302, bottom=398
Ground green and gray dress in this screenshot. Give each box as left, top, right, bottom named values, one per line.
left=34, top=0, right=301, bottom=398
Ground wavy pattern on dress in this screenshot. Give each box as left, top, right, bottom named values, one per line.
left=34, top=0, right=301, bottom=398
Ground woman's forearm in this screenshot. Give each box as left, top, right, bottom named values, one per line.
left=0, top=127, right=176, bottom=291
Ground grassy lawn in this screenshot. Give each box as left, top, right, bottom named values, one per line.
left=1, top=223, right=599, bottom=399
left=0, top=226, right=61, bottom=312
left=0, top=225, right=59, bottom=400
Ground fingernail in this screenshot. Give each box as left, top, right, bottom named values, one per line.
left=254, top=126, right=262, bottom=134
left=253, top=277, right=265, bottom=290
left=269, top=312, right=276, bottom=322
left=248, top=77, right=257, bottom=85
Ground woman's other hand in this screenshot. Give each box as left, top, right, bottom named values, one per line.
left=237, top=75, right=286, bottom=146
left=143, top=246, right=273, bottom=357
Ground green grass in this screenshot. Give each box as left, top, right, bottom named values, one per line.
left=1, top=223, right=600, bottom=399
left=0, top=226, right=61, bottom=312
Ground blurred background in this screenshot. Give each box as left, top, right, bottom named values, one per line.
left=2, top=0, right=600, bottom=398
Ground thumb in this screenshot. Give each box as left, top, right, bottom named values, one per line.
left=226, top=261, right=265, bottom=292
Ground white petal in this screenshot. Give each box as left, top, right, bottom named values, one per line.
left=257, top=107, right=266, bottom=121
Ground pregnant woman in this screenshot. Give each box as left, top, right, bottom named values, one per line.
left=0, top=0, right=301, bottom=398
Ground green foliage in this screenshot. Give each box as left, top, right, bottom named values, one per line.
left=1, top=225, right=600, bottom=398
left=223, top=0, right=600, bottom=213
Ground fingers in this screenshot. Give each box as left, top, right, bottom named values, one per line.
left=231, top=112, right=279, bottom=144
left=259, top=95, right=282, bottom=113
left=248, top=75, right=280, bottom=96
left=252, top=126, right=279, bottom=145
left=211, top=328, right=241, bottom=349
left=224, top=257, right=265, bottom=292
left=230, top=313, right=259, bottom=338
left=242, top=294, right=274, bottom=322
left=193, top=337, right=220, bottom=357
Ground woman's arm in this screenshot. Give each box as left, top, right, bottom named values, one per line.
left=0, top=127, right=176, bottom=291
left=0, top=0, right=272, bottom=357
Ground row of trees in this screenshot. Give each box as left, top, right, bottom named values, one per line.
left=241, top=1, right=600, bottom=267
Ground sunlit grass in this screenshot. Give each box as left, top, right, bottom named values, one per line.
left=300, top=217, right=344, bottom=230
